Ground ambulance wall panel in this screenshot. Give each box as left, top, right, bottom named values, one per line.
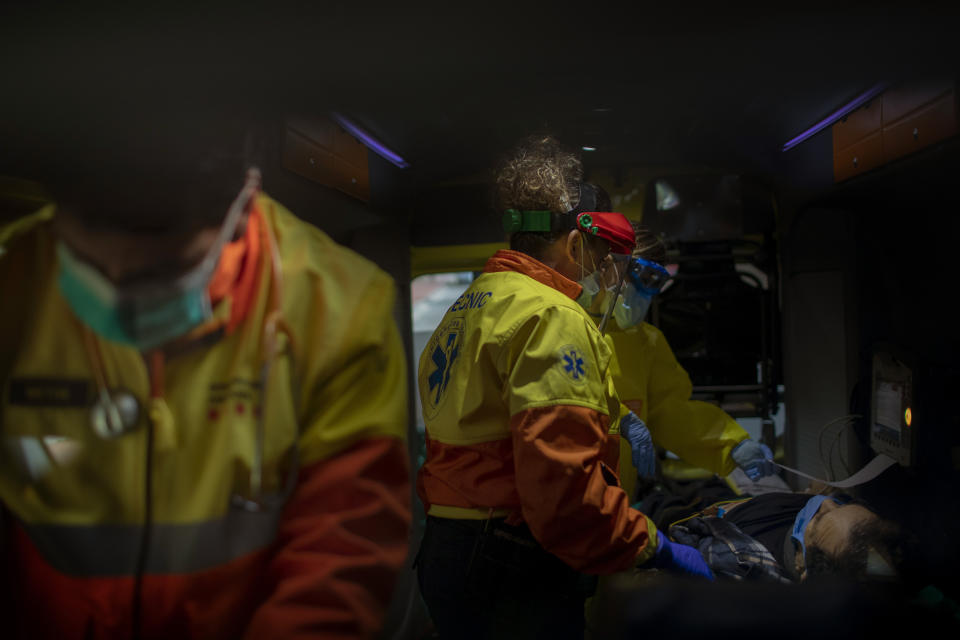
left=780, top=207, right=860, bottom=488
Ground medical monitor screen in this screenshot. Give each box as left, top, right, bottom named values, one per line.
left=870, top=351, right=914, bottom=467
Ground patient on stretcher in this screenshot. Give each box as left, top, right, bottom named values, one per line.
left=636, top=479, right=901, bottom=582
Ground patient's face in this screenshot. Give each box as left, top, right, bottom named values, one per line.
left=796, top=500, right=877, bottom=579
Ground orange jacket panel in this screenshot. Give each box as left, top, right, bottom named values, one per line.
left=512, top=405, right=657, bottom=573
left=6, top=437, right=409, bottom=640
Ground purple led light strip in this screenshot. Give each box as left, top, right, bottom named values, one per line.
left=781, top=83, right=887, bottom=152
left=330, top=112, right=410, bottom=168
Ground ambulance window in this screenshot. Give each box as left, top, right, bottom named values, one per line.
left=410, top=271, right=476, bottom=435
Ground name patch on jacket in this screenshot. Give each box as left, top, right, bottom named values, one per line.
left=448, top=291, right=492, bottom=313
left=7, top=378, right=93, bottom=407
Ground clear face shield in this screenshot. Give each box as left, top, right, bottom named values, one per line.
left=611, top=257, right=672, bottom=330
left=575, top=234, right=632, bottom=335
left=627, top=257, right=672, bottom=296
left=577, top=247, right=673, bottom=333
left=596, top=254, right=631, bottom=334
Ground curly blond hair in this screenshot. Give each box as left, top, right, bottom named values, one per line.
left=495, top=135, right=583, bottom=213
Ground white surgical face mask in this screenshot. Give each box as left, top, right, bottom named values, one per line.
left=576, top=270, right=604, bottom=309
left=575, top=239, right=634, bottom=335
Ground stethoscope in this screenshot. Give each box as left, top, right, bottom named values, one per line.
left=231, top=197, right=298, bottom=512
left=81, top=169, right=298, bottom=511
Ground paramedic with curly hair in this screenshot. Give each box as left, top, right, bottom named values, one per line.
left=414, top=136, right=712, bottom=640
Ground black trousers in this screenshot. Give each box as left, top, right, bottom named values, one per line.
left=415, top=515, right=596, bottom=640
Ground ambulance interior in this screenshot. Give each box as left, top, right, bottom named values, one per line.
left=2, top=5, right=960, bottom=637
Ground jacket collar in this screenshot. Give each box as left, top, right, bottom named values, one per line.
left=163, top=203, right=266, bottom=355
left=207, top=202, right=264, bottom=335
left=483, top=249, right=582, bottom=300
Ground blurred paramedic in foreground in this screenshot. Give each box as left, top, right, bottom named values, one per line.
left=597, top=220, right=776, bottom=500
left=415, top=135, right=712, bottom=640
left=0, top=113, right=410, bottom=639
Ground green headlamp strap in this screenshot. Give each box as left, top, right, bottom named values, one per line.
left=502, top=183, right=601, bottom=235
left=502, top=209, right=554, bottom=233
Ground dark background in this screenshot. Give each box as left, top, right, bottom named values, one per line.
left=3, top=2, right=960, bottom=636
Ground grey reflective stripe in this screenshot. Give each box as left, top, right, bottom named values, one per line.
left=20, top=507, right=282, bottom=576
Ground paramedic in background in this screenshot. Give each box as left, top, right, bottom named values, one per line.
left=0, top=109, right=410, bottom=639
left=415, top=135, right=713, bottom=640
left=602, top=220, right=776, bottom=499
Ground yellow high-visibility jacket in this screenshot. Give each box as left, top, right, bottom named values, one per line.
left=0, top=194, right=410, bottom=639
left=417, top=249, right=659, bottom=573
left=606, top=322, right=749, bottom=499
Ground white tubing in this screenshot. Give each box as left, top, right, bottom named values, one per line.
left=774, top=454, right=897, bottom=489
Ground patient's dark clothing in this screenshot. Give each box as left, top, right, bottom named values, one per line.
left=723, top=493, right=812, bottom=568
left=637, top=477, right=741, bottom=529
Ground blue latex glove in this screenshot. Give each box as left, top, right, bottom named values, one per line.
left=731, top=439, right=775, bottom=480
left=620, top=411, right=656, bottom=479
left=648, top=535, right=714, bottom=580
